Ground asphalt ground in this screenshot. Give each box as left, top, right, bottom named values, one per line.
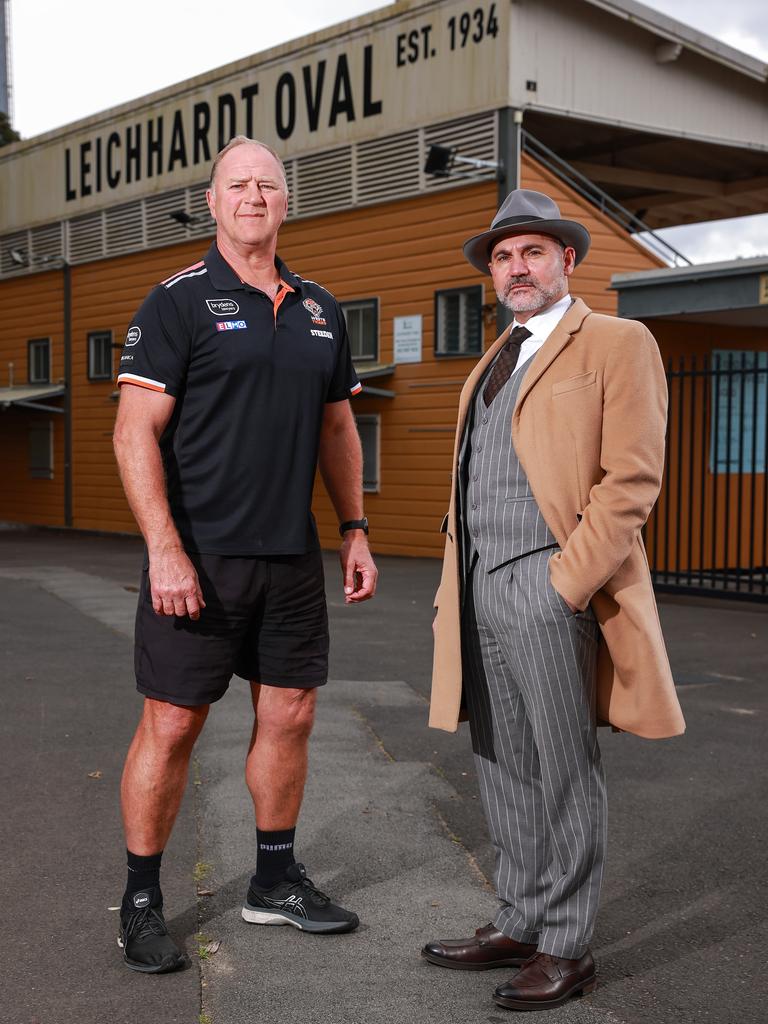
left=0, top=526, right=766, bottom=1024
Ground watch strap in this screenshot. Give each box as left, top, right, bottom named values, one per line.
left=339, top=517, right=369, bottom=536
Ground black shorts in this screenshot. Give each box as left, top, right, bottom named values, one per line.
left=134, top=549, right=329, bottom=706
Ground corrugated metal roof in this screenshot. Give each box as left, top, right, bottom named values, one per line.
left=612, top=256, right=768, bottom=288
left=0, top=385, right=66, bottom=407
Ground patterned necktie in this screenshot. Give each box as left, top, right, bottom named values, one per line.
left=482, top=325, right=532, bottom=407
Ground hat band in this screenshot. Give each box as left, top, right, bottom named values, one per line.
left=492, top=215, right=548, bottom=229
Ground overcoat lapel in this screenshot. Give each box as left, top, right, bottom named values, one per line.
left=454, top=321, right=513, bottom=447
left=513, top=298, right=591, bottom=416
left=456, top=297, right=592, bottom=447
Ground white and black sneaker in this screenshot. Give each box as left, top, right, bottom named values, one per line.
left=118, top=888, right=188, bottom=973
left=242, top=863, right=359, bottom=934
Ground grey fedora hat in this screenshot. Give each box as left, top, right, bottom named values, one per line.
left=463, top=189, right=591, bottom=274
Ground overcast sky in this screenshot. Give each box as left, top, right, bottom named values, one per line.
left=8, top=0, right=768, bottom=263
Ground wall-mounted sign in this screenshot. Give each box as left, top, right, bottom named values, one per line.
left=394, top=314, right=423, bottom=363
left=0, top=0, right=507, bottom=231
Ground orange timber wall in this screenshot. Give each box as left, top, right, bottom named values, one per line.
left=0, top=155, right=659, bottom=552
left=0, top=269, right=66, bottom=525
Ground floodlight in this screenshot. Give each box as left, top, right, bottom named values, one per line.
left=169, top=210, right=198, bottom=226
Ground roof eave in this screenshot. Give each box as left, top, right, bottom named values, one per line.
left=583, top=0, right=768, bottom=83
left=611, top=256, right=768, bottom=290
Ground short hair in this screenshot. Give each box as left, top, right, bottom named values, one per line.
left=209, top=136, right=288, bottom=192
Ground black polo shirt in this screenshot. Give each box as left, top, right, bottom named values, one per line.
left=117, top=242, right=361, bottom=555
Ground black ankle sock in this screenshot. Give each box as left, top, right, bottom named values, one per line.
left=253, top=828, right=296, bottom=888
left=123, top=850, right=163, bottom=909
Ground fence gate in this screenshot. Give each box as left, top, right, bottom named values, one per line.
left=646, top=352, right=768, bottom=602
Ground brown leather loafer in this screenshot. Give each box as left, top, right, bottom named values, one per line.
left=421, top=923, right=538, bottom=970
left=493, top=951, right=596, bottom=1010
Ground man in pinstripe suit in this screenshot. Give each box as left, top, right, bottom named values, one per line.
left=422, top=190, right=679, bottom=1011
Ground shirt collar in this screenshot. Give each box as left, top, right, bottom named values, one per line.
left=205, top=242, right=303, bottom=293
left=513, top=294, right=572, bottom=345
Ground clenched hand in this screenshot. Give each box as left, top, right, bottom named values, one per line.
left=149, top=548, right=206, bottom=619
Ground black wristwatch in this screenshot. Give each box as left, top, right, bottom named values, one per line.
left=339, top=517, right=369, bottom=536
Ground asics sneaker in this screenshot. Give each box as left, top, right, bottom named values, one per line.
left=242, top=863, right=359, bottom=934
left=118, top=888, right=187, bottom=973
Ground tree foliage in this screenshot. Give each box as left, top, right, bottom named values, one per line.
left=0, top=112, right=21, bottom=146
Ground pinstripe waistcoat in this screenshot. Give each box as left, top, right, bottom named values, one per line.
left=460, top=358, right=557, bottom=579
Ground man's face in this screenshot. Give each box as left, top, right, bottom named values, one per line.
left=489, top=233, right=575, bottom=317
left=206, top=145, right=288, bottom=252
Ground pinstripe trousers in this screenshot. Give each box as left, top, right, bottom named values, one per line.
left=462, top=548, right=607, bottom=958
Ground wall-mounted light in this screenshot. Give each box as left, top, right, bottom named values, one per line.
left=169, top=210, right=201, bottom=226
left=6, top=248, right=60, bottom=270
left=424, top=144, right=501, bottom=179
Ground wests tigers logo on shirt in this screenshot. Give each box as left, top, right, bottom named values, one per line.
left=302, top=297, right=326, bottom=326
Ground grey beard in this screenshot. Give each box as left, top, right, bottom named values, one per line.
left=498, top=273, right=567, bottom=314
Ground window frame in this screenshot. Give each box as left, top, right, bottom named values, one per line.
left=29, top=420, right=54, bottom=480
left=709, top=349, right=768, bottom=474
left=340, top=297, right=379, bottom=363
left=87, top=329, right=114, bottom=381
left=28, top=338, right=51, bottom=384
left=355, top=413, right=381, bottom=494
left=433, top=284, right=484, bottom=358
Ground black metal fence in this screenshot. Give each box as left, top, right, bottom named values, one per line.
left=647, top=352, right=768, bottom=602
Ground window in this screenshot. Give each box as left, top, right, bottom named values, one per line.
left=88, top=330, right=114, bottom=380
left=356, top=414, right=380, bottom=493
left=341, top=298, right=378, bottom=362
left=28, top=338, right=51, bottom=383
left=710, top=350, right=768, bottom=474
left=435, top=285, right=483, bottom=357
left=29, top=421, right=54, bottom=479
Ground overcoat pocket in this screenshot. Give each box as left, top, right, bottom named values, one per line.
left=552, top=370, right=597, bottom=395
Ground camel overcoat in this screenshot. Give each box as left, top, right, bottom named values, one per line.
left=429, top=298, right=686, bottom=740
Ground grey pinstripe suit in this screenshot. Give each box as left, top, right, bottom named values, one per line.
left=460, top=354, right=606, bottom=959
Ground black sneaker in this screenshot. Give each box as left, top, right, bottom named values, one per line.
left=118, top=888, right=187, bottom=973
left=241, top=863, right=359, bottom=934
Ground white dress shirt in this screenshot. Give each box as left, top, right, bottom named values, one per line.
left=511, top=294, right=572, bottom=374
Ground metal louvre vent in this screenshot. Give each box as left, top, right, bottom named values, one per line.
left=145, top=189, right=190, bottom=247
left=0, top=111, right=500, bottom=277
left=423, top=113, right=497, bottom=191
left=284, top=160, right=297, bottom=218
left=105, top=201, right=144, bottom=256
left=296, top=147, right=353, bottom=217
left=187, top=183, right=216, bottom=236
left=67, top=213, right=105, bottom=265
left=30, top=223, right=64, bottom=263
left=357, top=131, right=420, bottom=205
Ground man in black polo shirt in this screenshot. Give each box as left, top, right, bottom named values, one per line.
left=112, top=136, right=377, bottom=973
